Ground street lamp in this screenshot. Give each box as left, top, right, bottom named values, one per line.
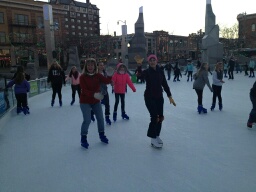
left=117, top=20, right=128, bottom=67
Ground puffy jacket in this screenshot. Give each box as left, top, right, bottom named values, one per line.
left=193, top=70, right=212, bottom=91
left=7, top=80, right=30, bottom=94
left=112, top=64, right=136, bottom=94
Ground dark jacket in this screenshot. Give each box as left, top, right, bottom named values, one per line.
left=228, top=59, right=235, bottom=71
left=165, top=63, right=173, bottom=71
left=250, top=81, right=256, bottom=97
left=47, top=67, right=66, bottom=85
left=143, top=65, right=172, bottom=98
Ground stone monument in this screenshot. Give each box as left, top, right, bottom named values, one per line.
left=128, top=6, right=147, bottom=69
left=201, top=0, right=223, bottom=65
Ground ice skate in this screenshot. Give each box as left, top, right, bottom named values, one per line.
left=99, top=132, right=109, bottom=144
left=151, top=138, right=162, bottom=148
left=70, top=99, right=75, bottom=105
left=81, top=135, right=89, bottom=149
left=122, top=112, right=129, bottom=120
left=105, top=115, right=111, bottom=125
left=156, top=136, right=163, bottom=145
left=113, top=111, right=117, bottom=122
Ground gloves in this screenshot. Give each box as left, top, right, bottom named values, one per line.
left=169, top=96, right=176, bottom=106
left=106, top=66, right=115, bottom=76
left=94, top=92, right=104, bottom=100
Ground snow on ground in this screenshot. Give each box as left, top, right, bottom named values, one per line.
left=1, top=72, right=256, bottom=192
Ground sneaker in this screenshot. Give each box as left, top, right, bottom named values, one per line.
left=99, top=132, right=109, bottom=144
left=156, top=136, right=163, bottom=144
left=247, top=122, right=253, bottom=128
left=151, top=138, right=163, bottom=148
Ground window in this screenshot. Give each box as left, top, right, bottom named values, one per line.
left=65, top=25, right=68, bottom=28
left=88, top=14, right=93, bottom=20
left=0, top=32, right=6, bottom=43
left=78, top=32, right=81, bottom=36
left=65, top=18, right=68, bottom=21
left=84, top=27, right=87, bottom=30
left=0, top=12, right=4, bottom=24
left=77, top=20, right=80, bottom=23
left=71, top=25, right=75, bottom=29
left=83, top=8, right=87, bottom=13
left=252, top=24, right=256, bottom=32
left=78, top=26, right=81, bottom=29
left=77, top=13, right=80, bottom=17
left=15, top=14, right=29, bottom=25
left=89, top=21, right=92, bottom=24
left=84, top=33, right=87, bottom=36
left=72, top=32, right=75, bottom=35
left=37, top=16, right=43, bottom=28
left=71, top=19, right=74, bottom=22
left=83, top=14, right=87, bottom=17
left=83, top=21, right=86, bottom=24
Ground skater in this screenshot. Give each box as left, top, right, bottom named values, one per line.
left=223, top=59, right=228, bottom=78
left=96, top=61, right=112, bottom=125
left=244, top=61, right=249, bottom=76
left=47, top=61, right=66, bottom=107
left=135, top=63, right=145, bottom=83
left=173, top=61, right=182, bottom=82
left=228, top=56, right=235, bottom=79
left=193, top=62, right=213, bottom=114
left=210, top=62, right=225, bottom=111
left=65, top=66, right=81, bottom=105
left=7, top=71, right=30, bottom=115
left=186, top=59, right=194, bottom=82
left=143, top=54, right=176, bottom=148
left=248, top=57, right=255, bottom=77
left=164, top=62, right=173, bottom=80
left=79, top=58, right=113, bottom=148
left=111, top=63, right=136, bottom=121
left=247, top=81, right=256, bottom=128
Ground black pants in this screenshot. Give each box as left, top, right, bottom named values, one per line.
left=187, top=71, right=193, bottom=80
left=249, top=68, right=255, bottom=77
left=228, top=69, right=234, bottom=79
left=51, top=83, right=62, bottom=101
left=248, top=95, right=256, bottom=123
left=114, top=93, right=125, bottom=113
left=15, top=93, right=28, bottom=108
left=173, top=74, right=180, bottom=81
left=212, top=84, right=222, bottom=105
left=224, top=69, right=228, bottom=77
left=167, top=70, right=171, bottom=80
left=103, top=93, right=110, bottom=116
left=145, top=97, right=164, bottom=138
left=195, top=89, right=203, bottom=106
left=71, top=84, right=81, bottom=100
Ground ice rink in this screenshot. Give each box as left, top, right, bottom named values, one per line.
left=1, top=72, right=256, bottom=192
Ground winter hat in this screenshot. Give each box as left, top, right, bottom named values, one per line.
left=147, top=54, right=158, bottom=62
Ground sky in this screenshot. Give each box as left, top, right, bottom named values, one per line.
left=1, top=72, right=256, bottom=191
left=39, top=0, right=256, bottom=36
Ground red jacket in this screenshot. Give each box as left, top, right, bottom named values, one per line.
left=80, top=73, right=112, bottom=104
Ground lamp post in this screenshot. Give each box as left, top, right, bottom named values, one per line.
left=117, top=20, right=128, bottom=67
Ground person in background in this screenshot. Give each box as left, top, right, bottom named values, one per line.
left=248, top=57, right=255, bottom=78
left=143, top=54, right=176, bottom=148
left=92, top=61, right=112, bottom=125
left=164, top=62, right=173, bottom=80
left=47, top=61, right=66, bottom=107
left=65, top=66, right=81, bottom=105
left=186, top=59, right=194, bottom=82
left=210, top=62, right=225, bottom=111
left=223, top=59, right=228, bottom=78
left=135, top=63, right=145, bottom=83
left=7, top=72, right=30, bottom=115
left=173, top=61, right=182, bottom=82
left=244, top=61, right=249, bottom=76
left=111, top=63, right=136, bottom=121
left=193, top=62, right=213, bottom=114
left=12, top=65, right=30, bottom=81
left=228, top=56, right=235, bottom=79
left=247, top=81, right=256, bottom=128
left=79, top=58, right=113, bottom=149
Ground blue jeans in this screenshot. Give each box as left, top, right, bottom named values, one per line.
left=80, top=103, right=105, bottom=135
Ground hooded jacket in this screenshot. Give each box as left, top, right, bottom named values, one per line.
left=112, top=64, right=136, bottom=94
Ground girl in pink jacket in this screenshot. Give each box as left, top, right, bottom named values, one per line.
left=112, top=63, right=136, bottom=121
left=65, top=66, right=81, bottom=105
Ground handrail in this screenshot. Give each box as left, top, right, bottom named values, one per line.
left=0, top=77, right=51, bottom=118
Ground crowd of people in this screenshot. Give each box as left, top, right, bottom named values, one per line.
left=6, top=55, right=256, bottom=149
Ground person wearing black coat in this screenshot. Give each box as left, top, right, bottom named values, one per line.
left=142, top=54, right=176, bottom=148
left=47, top=61, right=66, bottom=107
left=173, top=62, right=182, bottom=82
left=228, top=57, right=235, bottom=79
left=247, top=81, right=256, bottom=128
left=164, top=62, right=173, bottom=80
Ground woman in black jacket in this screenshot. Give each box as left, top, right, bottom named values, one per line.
left=47, top=61, right=66, bottom=107
left=143, top=54, right=176, bottom=148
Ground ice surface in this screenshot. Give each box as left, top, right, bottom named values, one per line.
left=1, top=73, right=256, bottom=192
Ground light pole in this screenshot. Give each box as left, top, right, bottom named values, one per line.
left=117, top=20, right=128, bottom=67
